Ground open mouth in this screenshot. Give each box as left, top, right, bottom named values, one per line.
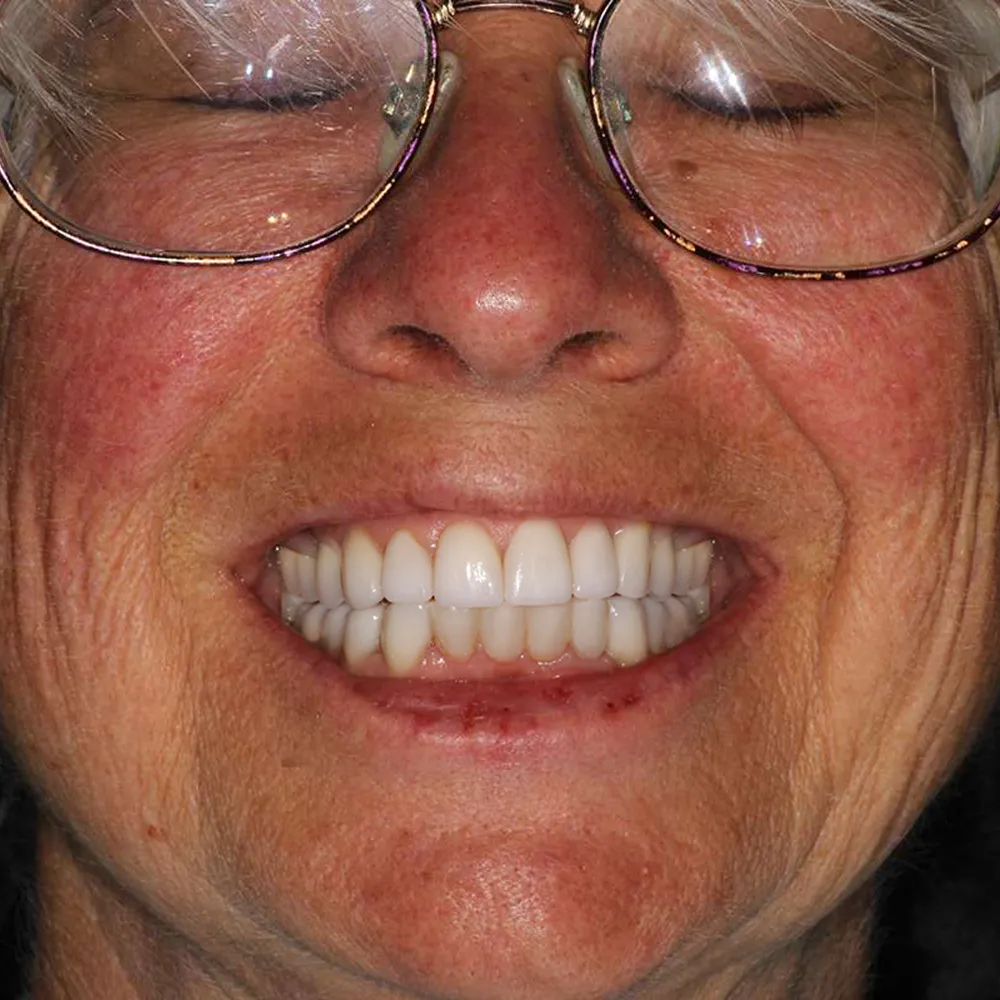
left=259, top=517, right=745, bottom=682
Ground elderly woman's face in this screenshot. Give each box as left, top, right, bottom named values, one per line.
left=0, top=4, right=998, bottom=999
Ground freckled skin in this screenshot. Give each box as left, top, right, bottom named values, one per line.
left=0, top=15, right=998, bottom=1000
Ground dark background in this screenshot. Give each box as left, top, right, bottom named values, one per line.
left=1, top=707, right=998, bottom=999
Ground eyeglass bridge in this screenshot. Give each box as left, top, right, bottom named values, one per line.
left=431, top=0, right=597, bottom=35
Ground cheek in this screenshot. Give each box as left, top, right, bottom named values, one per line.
left=2, top=247, right=314, bottom=494
left=719, top=263, right=995, bottom=494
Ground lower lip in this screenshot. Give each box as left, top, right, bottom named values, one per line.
left=284, top=580, right=761, bottom=743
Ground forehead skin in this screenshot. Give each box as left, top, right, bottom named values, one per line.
left=0, top=10, right=998, bottom=1000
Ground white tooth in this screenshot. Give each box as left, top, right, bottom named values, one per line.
left=643, top=597, right=667, bottom=655
left=382, top=530, right=433, bottom=604
left=570, top=598, right=608, bottom=659
left=281, top=592, right=305, bottom=624
left=279, top=547, right=318, bottom=602
left=279, top=547, right=299, bottom=595
left=569, top=521, right=617, bottom=600
left=614, top=523, right=651, bottom=599
left=682, top=584, right=711, bottom=623
left=298, top=602, right=327, bottom=643
left=434, top=522, right=503, bottom=608
left=317, top=539, right=344, bottom=609
left=343, top=528, right=383, bottom=609
left=606, top=596, right=648, bottom=666
left=480, top=604, right=525, bottom=662
left=674, top=539, right=713, bottom=595
left=649, top=527, right=676, bottom=600
left=321, top=604, right=350, bottom=656
left=504, top=519, right=573, bottom=606
left=526, top=604, right=571, bottom=661
left=343, top=606, right=384, bottom=668
left=431, top=604, right=479, bottom=659
left=663, top=596, right=696, bottom=649
left=381, top=603, right=432, bottom=676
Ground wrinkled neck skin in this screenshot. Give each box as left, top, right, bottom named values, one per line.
left=30, top=818, right=873, bottom=1000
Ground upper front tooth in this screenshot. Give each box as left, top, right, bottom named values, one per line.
left=505, top=519, right=573, bottom=606
left=434, top=522, right=503, bottom=608
left=343, top=528, right=384, bottom=609
left=569, top=521, right=617, bottom=599
left=614, top=523, right=651, bottom=599
left=382, top=530, right=433, bottom=604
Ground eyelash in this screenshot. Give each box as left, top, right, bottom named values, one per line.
left=676, top=90, right=844, bottom=136
left=181, top=87, right=345, bottom=112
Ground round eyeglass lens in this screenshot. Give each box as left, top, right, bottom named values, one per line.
left=0, top=0, right=433, bottom=258
left=595, top=0, right=1000, bottom=272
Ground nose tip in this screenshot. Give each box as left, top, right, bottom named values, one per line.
left=321, top=25, right=682, bottom=389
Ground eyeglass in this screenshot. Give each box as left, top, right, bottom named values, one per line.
left=1, top=0, right=999, bottom=278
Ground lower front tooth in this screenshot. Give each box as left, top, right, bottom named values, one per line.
left=480, top=604, right=525, bottom=662
left=344, top=606, right=384, bottom=668
left=662, top=596, right=695, bottom=649
left=643, top=597, right=667, bottom=655
left=382, top=604, right=432, bottom=676
left=298, top=603, right=327, bottom=643
left=526, top=604, right=571, bottom=661
left=607, top=597, right=648, bottom=666
left=321, top=604, right=350, bottom=656
left=570, top=599, right=608, bottom=659
left=432, top=604, right=479, bottom=659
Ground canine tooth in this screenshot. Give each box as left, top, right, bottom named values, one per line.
left=431, top=604, right=479, bottom=659
left=317, top=539, right=344, bottom=609
left=663, top=596, right=696, bottom=648
left=343, top=528, right=383, bottom=609
left=382, top=530, right=433, bottom=604
left=382, top=604, right=432, bottom=676
left=281, top=592, right=305, bottom=625
left=649, top=527, right=675, bottom=600
left=343, top=606, right=384, bottom=668
left=505, top=519, right=573, bottom=606
left=480, top=604, right=525, bottom=661
left=570, top=598, right=608, bottom=659
left=526, top=604, right=571, bottom=661
left=606, top=596, right=648, bottom=666
left=434, top=522, right=503, bottom=608
left=643, top=597, right=667, bottom=655
left=321, top=604, right=350, bottom=656
left=569, top=521, right=617, bottom=599
left=674, top=539, right=713, bottom=594
left=614, top=523, right=651, bottom=599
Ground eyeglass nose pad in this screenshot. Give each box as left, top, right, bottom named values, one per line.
left=557, top=58, right=617, bottom=186
left=378, top=50, right=462, bottom=176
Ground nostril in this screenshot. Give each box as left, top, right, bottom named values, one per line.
left=367, top=324, right=472, bottom=383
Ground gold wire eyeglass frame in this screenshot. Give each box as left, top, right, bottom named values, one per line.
left=0, top=0, right=997, bottom=278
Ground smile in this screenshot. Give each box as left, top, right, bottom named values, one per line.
left=267, top=517, right=741, bottom=681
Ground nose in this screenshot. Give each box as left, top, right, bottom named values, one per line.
left=322, top=15, right=682, bottom=388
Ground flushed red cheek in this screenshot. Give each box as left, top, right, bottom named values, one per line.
left=728, top=269, right=989, bottom=489
left=11, top=253, right=289, bottom=492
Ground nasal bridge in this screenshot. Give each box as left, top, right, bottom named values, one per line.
left=432, top=0, right=598, bottom=35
